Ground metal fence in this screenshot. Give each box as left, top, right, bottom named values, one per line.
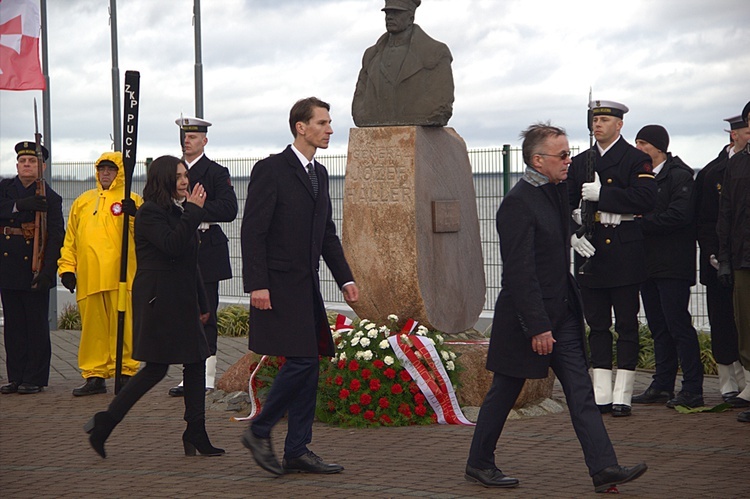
left=48, top=146, right=710, bottom=331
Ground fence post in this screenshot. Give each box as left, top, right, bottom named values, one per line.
left=502, top=144, right=511, bottom=196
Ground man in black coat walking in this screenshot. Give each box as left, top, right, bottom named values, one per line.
left=240, top=97, right=359, bottom=475
left=168, top=117, right=238, bottom=396
left=0, top=142, right=64, bottom=395
left=465, top=123, right=646, bottom=493
left=633, top=125, right=704, bottom=409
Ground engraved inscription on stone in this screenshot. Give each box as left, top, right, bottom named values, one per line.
left=432, top=200, right=460, bottom=233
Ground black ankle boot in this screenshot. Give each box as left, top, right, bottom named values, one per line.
left=182, top=420, right=225, bottom=457
left=83, top=411, right=118, bottom=458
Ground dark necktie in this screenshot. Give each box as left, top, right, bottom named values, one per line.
left=306, top=162, right=318, bottom=198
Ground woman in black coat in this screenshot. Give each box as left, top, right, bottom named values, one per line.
left=84, top=155, right=223, bottom=458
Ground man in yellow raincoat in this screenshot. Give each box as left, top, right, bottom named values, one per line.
left=58, top=152, right=142, bottom=396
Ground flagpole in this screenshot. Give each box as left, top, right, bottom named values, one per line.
left=109, top=0, right=122, bottom=151
left=39, top=0, right=56, bottom=329
left=193, top=0, right=204, bottom=118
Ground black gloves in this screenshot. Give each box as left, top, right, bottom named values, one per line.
left=121, top=198, right=137, bottom=217
left=31, top=273, right=53, bottom=291
left=717, top=261, right=733, bottom=289
left=16, top=195, right=47, bottom=212
left=61, top=272, right=77, bottom=293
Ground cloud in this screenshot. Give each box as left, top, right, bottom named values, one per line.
left=1, top=0, right=748, bottom=175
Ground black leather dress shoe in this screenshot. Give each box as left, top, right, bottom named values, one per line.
left=0, top=381, right=20, bottom=394
left=737, top=410, right=750, bottom=422
left=72, top=377, right=106, bottom=396
left=632, top=387, right=674, bottom=404
left=283, top=451, right=344, bottom=474
left=666, top=391, right=704, bottom=408
left=464, top=465, right=520, bottom=488
left=611, top=404, right=632, bottom=417
left=17, top=383, right=42, bottom=394
left=241, top=429, right=283, bottom=475
left=725, top=395, right=750, bottom=408
left=592, top=463, right=648, bottom=493
left=168, top=385, right=185, bottom=397
left=598, top=403, right=612, bottom=414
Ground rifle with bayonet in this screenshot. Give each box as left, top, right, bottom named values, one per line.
left=576, top=91, right=596, bottom=276
left=31, top=98, right=47, bottom=288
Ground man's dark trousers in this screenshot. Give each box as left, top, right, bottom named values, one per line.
left=641, top=277, right=704, bottom=393
left=468, top=311, right=617, bottom=475
left=250, top=356, right=319, bottom=460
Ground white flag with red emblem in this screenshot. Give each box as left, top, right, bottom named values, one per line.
left=0, top=0, right=45, bottom=91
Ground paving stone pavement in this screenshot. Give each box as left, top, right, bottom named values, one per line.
left=1, top=329, right=748, bottom=498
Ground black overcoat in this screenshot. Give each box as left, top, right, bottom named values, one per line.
left=567, top=136, right=656, bottom=288
left=0, top=178, right=64, bottom=289
left=717, top=148, right=750, bottom=269
left=241, top=146, right=354, bottom=358
left=486, top=179, right=586, bottom=379
left=131, top=201, right=210, bottom=364
left=640, top=154, right=696, bottom=282
left=694, top=147, right=729, bottom=285
left=187, top=154, right=237, bottom=283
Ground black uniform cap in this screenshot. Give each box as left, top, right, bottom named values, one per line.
left=15, top=141, right=49, bottom=161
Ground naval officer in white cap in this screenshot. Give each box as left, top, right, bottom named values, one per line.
left=567, top=100, right=656, bottom=417
left=168, top=116, right=238, bottom=397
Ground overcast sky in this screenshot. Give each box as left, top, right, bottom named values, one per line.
left=1, top=0, right=749, bottom=176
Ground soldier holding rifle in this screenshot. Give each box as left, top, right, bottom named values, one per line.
left=568, top=100, right=656, bottom=417
left=0, top=141, right=64, bottom=395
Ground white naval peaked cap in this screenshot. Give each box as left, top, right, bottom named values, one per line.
left=588, top=100, right=629, bottom=118
left=175, top=116, right=212, bottom=132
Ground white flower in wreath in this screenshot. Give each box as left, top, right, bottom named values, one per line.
left=360, top=319, right=370, bottom=326
left=337, top=341, right=345, bottom=350
left=446, top=360, right=455, bottom=371
left=332, top=331, right=341, bottom=340
left=351, top=337, right=361, bottom=347
left=441, top=350, right=450, bottom=361
left=362, top=350, right=373, bottom=361
left=367, top=329, right=378, bottom=339
left=359, top=337, right=371, bottom=347
left=355, top=351, right=365, bottom=360
left=434, top=333, right=444, bottom=345
left=340, top=352, right=347, bottom=361
left=379, top=339, right=390, bottom=350
left=364, top=323, right=376, bottom=330
left=449, top=351, right=457, bottom=360
left=379, top=325, right=388, bottom=334
left=354, top=331, right=364, bottom=338
left=388, top=314, right=399, bottom=322
left=384, top=355, right=395, bottom=366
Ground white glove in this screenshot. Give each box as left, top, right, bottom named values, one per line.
left=710, top=254, right=720, bottom=270
left=572, top=208, right=583, bottom=226
left=581, top=172, right=601, bottom=202
left=599, top=212, right=621, bottom=227
left=571, top=234, right=596, bottom=258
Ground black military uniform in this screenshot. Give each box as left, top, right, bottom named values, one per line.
left=0, top=142, right=64, bottom=394
left=694, top=134, right=744, bottom=402
left=717, top=101, right=750, bottom=422
left=169, top=117, right=238, bottom=396
left=567, top=101, right=656, bottom=415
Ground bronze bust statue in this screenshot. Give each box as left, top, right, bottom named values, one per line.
left=352, top=0, right=454, bottom=127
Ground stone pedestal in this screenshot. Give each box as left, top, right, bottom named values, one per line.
left=450, top=343, right=556, bottom=408
left=343, top=126, right=485, bottom=333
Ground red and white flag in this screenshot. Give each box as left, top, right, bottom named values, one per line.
left=0, top=0, right=45, bottom=91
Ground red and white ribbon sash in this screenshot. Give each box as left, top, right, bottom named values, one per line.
left=231, top=354, right=268, bottom=422
left=388, top=330, right=474, bottom=426
left=334, top=313, right=354, bottom=332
